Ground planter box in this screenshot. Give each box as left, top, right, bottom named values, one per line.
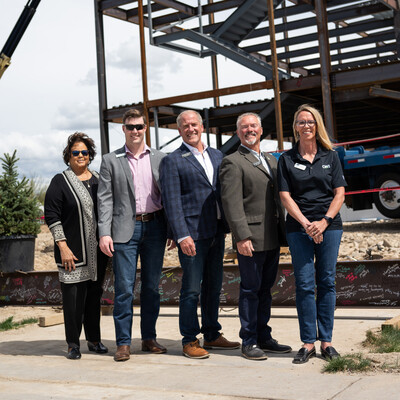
left=0, top=235, right=36, bottom=272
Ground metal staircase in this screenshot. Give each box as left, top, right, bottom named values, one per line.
left=213, top=0, right=275, bottom=43
left=149, top=0, right=291, bottom=80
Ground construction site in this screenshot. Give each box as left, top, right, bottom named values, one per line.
left=1, top=1, right=400, bottom=399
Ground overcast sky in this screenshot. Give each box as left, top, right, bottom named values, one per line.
left=0, top=0, right=281, bottom=184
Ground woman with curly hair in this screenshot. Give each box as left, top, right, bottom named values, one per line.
left=45, top=132, right=109, bottom=359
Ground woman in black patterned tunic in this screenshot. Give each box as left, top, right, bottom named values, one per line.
left=45, top=132, right=109, bottom=359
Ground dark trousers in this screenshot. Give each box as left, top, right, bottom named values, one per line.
left=61, top=251, right=108, bottom=349
left=178, top=232, right=225, bottom=345
left=237, top=247, right=279, bottom=346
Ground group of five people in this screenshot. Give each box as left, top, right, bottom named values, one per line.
left=44, top=104, right=346, bottom=364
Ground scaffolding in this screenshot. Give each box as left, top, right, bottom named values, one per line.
left=94, top=0, right=400, bottom=155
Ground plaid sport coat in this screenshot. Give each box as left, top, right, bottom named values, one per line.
left=160, top=143, right=229, bottom=242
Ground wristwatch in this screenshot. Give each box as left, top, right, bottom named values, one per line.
left=323, top=215, right=333, bottom=225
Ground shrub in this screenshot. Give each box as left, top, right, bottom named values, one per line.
left=0, top=150, right=41, bottom=236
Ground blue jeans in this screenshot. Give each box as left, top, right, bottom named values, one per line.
left=287, top=230, right=342, bottom=344
left=237, top=248, right=279, bottom=346
left=178, top=233, right=225, bottom=345
left=112, top=214, right=167, bottom=346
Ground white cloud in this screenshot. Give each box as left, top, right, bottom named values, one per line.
left=107, top=39, right=183, bottom=92
left=79, top=68, right=98, bottom=86
left=51, top=102, right=100, bottom=131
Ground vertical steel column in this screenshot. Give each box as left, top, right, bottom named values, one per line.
left=267, top=0, right=284, bottom=151
left=208, top=0, right=220, bottom=108
left=208, top=0, right=221, bottom=148
left=153, top=107, right=160, bottom=150
left=147, top=0, right=154, bottom=45
left=282, top=1, right=291, bottom=74
left=395, top=11, right=400, bottom=59
left=94, top=0, right=110, bottom=155
left=315, top=0, right=336, bottom=141
left=138, top=0, right=151, bottom=146
left=204, top=108, right=211, bottom=147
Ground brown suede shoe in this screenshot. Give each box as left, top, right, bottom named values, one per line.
left=183, top=339, right=210, bottom=359
left=142, top=339, right=167, bottom=354
left=114, top=345, right=130, bottom=362
left=203, top=333, right=240, bottom=350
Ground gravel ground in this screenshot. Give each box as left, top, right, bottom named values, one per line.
left=34, top=219, right=400, bottom=271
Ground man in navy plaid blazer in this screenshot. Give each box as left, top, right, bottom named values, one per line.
left=160, top=110, right=240, bottom=359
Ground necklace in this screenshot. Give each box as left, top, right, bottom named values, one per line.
left=83, top=179, right=91, bottom=188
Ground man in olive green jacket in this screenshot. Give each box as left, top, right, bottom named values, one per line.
left=220, top=112, right=290, bottom=360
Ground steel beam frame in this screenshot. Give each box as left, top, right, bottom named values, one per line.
left=94, top=0, right=110, bottom=155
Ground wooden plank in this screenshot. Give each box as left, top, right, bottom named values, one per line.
left=39, top=313, right=64, bottom=327
left=381, top=315, right=400, bottom=331
left=101, top=305, right=114, bottom=316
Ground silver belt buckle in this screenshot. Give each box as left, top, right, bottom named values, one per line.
left=140, top=213, right=148, bottom=222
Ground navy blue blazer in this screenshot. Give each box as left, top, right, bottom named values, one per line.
left=160, top=143, right=229, bottom=242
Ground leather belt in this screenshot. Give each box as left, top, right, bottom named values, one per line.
left=136, top=209, right=163, bottom=222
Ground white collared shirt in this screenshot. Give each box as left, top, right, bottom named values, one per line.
left=182, top=141, right=214, bottom=185
left=242, top=144, right=271, bottom=175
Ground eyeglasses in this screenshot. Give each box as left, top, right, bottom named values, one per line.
left=296, top=120, right=316, bottom=127
left=124, top=124, right=145, bottom=131
left=71, top=150, right=89, bottom=157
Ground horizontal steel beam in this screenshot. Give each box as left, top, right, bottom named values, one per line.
left=152, top=0, right=196, bottom=16
left=369, top=85, right=400, bottom=100
left=147, top=81, right=274, bottom=108
left=281, top=61, right=400, bottom=92
left=289, top=42, right=396, bottom=68
left=99, top=0, right=137, bottom=11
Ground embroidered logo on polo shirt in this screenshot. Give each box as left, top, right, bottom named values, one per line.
left=322, top=164, right=331, bottom=169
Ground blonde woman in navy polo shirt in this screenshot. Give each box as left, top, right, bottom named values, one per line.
left=277, top=104, right=346, bottom=364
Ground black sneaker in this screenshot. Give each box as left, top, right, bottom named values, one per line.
left=241, top=344, right=268, bottom=360
left=258, top=338, right=292, bottom=353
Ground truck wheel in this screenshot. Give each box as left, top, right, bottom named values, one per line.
left=373, top=173, right=400, bottom=219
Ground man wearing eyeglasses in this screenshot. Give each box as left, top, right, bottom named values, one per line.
left=219, top=112, right=291, bottom=360
left=98, top=109, right=168, bottom=362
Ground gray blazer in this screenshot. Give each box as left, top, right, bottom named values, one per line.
left=220, top=145, right=286, bottom=252
left=97, top=145, right=165, bottom=243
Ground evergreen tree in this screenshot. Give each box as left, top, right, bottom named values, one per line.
left=0, top=150, right=41, bottom=236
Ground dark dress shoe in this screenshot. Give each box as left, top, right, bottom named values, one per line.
left=292, top=347, right=316, bottom=364
left=241, top=344, right=268, bottom=360
left=320, top=346, right=340, bottom=361
left=141, top=339, right=167, bottom=354
left=258, top=338, right=292, bottom=353
left=114, top=345, right=130, bottom=362
left=87, top=341, right=108, bottom=354
left=67, top=347, right=81, bottom=360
